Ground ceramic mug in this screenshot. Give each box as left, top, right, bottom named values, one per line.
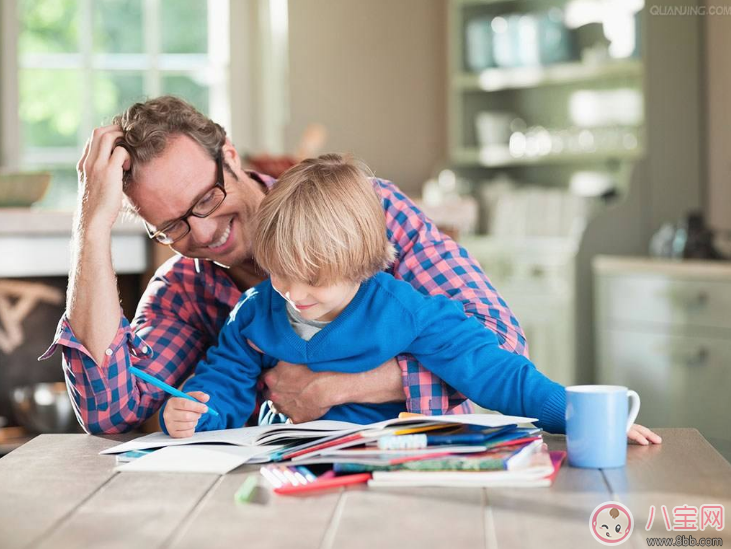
left=566, top=385, right=641, bottom=468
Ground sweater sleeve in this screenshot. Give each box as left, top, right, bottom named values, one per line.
left=403, top=294, right=566, bottom=434
left=373, top=177, right=527, bottom=415
left=159, top=290, right=264, bottom=434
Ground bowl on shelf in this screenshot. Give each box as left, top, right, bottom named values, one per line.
left=0, top=172, right=52, bottom=208
left=10, top=382, right=81, bottom=434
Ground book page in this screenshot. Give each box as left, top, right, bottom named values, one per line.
left=115, top=444, right=281, bottom=474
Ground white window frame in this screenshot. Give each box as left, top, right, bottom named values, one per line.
left=1, top=0, right=20, bottom=170
left=1, top=0, right=231, bottom=171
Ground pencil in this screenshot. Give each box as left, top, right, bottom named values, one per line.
left=129, top=366, right=220, bottom=417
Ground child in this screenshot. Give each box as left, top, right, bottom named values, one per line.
left=160, top=154, right=660, bottom=446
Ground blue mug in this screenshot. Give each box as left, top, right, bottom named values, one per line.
left=566, top=385, right=641, bottom=468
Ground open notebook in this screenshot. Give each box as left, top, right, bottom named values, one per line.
left=101, top=413, right=536, bottom=455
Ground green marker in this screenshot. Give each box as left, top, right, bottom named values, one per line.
left=235, top=475, right=259, bottom=504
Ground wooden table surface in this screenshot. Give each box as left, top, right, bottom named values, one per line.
left=0, top=429, right=729, bottom=549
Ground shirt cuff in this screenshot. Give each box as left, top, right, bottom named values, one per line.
left=397, top=354, right=453, bottom=414
left=39, top=311, right=154, bottom=365
left=38, top=312, right=155, bottom=407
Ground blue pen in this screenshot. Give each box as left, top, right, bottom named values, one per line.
left=129, top=366, right=220, bottom=417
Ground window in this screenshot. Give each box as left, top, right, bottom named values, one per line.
left=8, top=0, right=230, bottom=209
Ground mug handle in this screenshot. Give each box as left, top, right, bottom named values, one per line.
left=625, top=390, right=641, bottom=433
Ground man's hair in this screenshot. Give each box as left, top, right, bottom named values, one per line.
left=253, top=153, right=396, bottom=285
left=112, top=95, right=227, bottom=188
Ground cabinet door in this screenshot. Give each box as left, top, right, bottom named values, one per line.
left=499, top=290, right=575, bottom=386
left=597, top=328, right=731, bottom=442
left=597, top=275, right=731, bottom=331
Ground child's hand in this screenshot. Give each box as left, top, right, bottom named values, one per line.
left=163, top=391, right=210, bottom=438
left=628, top=423, right=662, bottom=445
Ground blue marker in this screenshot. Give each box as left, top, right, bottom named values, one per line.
left=129, top=366, right=220, bottom=417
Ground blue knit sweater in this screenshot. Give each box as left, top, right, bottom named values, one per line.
left=160, top=272, right=567, bottom=434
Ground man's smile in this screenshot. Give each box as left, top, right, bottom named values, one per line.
left=206, top=218, right=234, bottom=251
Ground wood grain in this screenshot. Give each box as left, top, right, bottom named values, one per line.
left=487, top=435, right=611, bottom=548
left=0, top=434, right=122, bottom=548
left=170, top=469, right=342, bottom=549
left=1, top=429, right=729, bottom=549
left=604, top=428, right=731, bottom=548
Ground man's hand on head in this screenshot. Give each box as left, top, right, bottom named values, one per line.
left=76, top=124, right=131, bottom=232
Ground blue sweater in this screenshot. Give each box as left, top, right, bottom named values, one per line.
left=160, top=272, right=567, bottom=434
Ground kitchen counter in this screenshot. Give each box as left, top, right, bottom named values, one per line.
left=594, top=255, right=731, bottom=280
left=0, top=208, right=148, bottom=277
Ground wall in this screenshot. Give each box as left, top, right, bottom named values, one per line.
left=1, top=0, right=19, bottom=170
left=705, top=5, right=731, bottom=233
left=284, top=0, right=447, bottom=194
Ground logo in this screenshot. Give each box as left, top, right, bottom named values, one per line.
left=590, top=501, right=634, bottom=545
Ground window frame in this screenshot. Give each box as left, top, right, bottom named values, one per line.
left=1, top=0, right=232, bottom=171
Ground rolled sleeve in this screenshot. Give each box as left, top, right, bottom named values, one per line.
left=39, top=312, right=157, bottom=434
left=396, top=354, right=474, bottom=415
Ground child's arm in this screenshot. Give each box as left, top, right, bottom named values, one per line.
left=159, top=296, right=265, bottom=435
left=374, top=178, right=527, bottom=414
left=404, top=294, right=566, bottom=434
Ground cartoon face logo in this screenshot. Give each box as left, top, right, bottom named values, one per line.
left=590, top=501, right=634, bottom=545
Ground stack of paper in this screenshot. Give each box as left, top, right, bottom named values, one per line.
left=101, top=414, right=565, bottom=485
left=269, top=416, right=565, bottom=488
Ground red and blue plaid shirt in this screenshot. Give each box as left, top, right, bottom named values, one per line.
left=42, top=173, right=528, bottom=434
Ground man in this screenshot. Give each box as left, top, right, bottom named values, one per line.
left=41, top=95, right=531, bottom=435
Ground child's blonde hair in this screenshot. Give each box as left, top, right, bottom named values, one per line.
left=253, top=153, right=395, bottom=285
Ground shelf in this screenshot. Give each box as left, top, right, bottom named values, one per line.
left=451, top=146, right=644, bottom=168
left=454, top=59, right=643, bottom=92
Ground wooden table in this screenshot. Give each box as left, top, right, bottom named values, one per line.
left=1, top=429, right=729, bottom=549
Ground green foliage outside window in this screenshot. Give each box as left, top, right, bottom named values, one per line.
left=17, top=0, right=213, bottom=208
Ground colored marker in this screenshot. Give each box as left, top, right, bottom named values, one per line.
left=260, top=466, right=285, bottom=488
left=234, top=475, right=259, bottom=504
left=273, top=473, right=372, bottom=495
left=129, top=366, right=220, bottom=417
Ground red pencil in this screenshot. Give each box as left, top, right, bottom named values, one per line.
left=273, top=473, right=372, bottom=495
left=278, top=432, right=366, bottom=461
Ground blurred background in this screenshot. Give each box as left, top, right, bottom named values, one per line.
left=1, top=0, right=730, bottom=461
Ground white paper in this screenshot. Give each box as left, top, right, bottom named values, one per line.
left=115, top=444, right=281, bottom=474
left=101, top=414, right=536, bottom=456
left=389, top=414, right=537, bottom=429
left=101, top=420, right=363, bottom=455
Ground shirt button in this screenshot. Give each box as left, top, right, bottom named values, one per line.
left=105, top=348, right=113, bottom=356
left=142, top=345, right=149, bottom=354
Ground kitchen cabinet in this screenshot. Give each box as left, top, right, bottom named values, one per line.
left=459, top=235, right=576, bottom=385
left=449, top=0, right=705, bottom=384
left=594, top=256, right=731, bottom=460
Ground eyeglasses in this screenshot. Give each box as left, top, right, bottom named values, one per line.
left=144, top=153, right=227, bottom=245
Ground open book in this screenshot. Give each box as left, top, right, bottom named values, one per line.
left=101, top=413, right=536, bottom=455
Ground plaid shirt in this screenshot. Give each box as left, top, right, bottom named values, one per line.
left=41, top=173, right=528, bottom=434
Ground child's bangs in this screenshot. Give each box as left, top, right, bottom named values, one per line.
left=255, top=204, right=356, bottom=285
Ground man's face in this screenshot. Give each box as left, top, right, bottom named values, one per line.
left=126, top=135, right=266, bottom=268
